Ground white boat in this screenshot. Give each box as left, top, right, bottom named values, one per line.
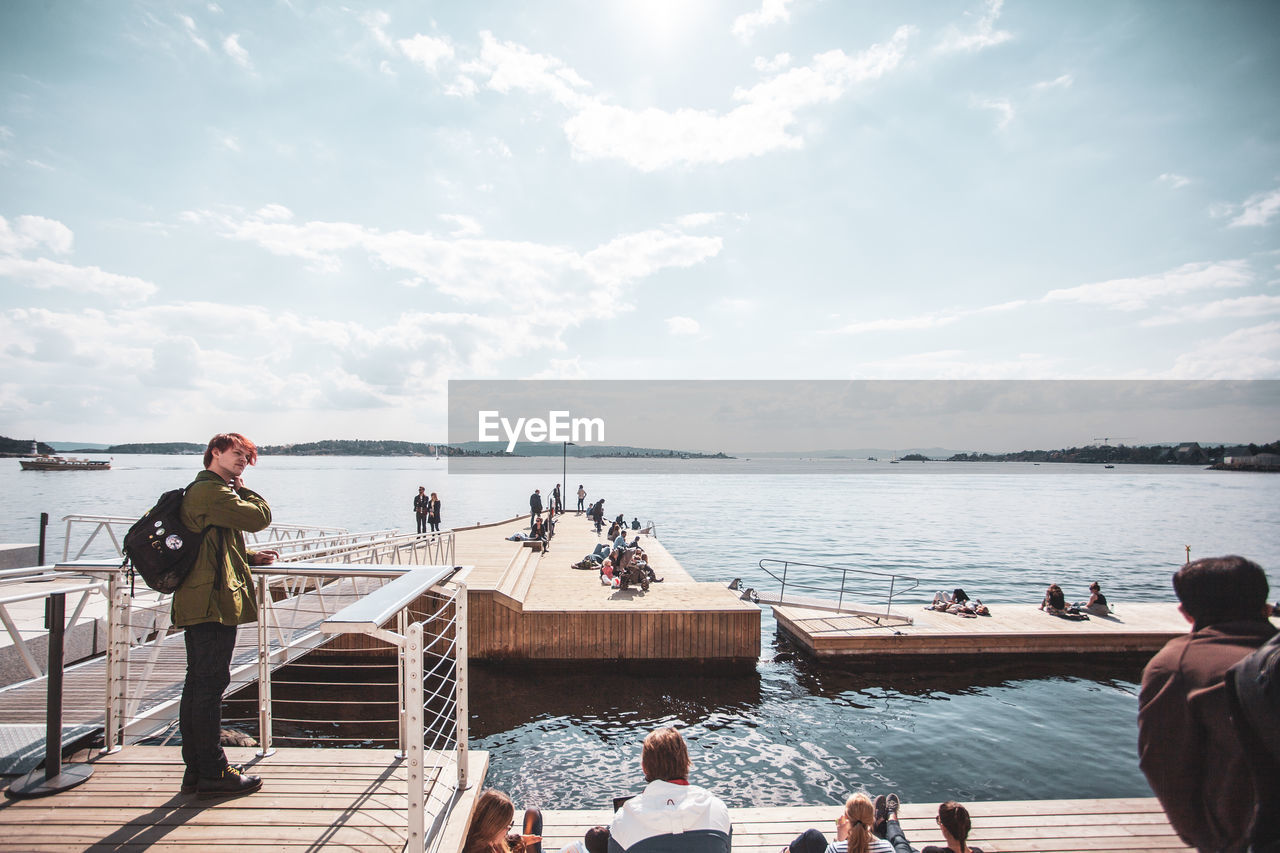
left=18, top=442, right=110, bottom=471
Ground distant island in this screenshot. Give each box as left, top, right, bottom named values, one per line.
left=947, top=440, right=1280, bottom=468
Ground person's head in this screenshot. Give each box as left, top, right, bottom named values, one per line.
left=841, top=793, right=875, bottom=853
left=1173, top=555, right=1270, bottom=628
left=204, top=433, right=258, bottom=480
left=1047, top=583, right=1064, bottom=605
left=641, top=726, right=691, bottom=782
left=1089, top=581, right=1100, bottom=592
left=431, top=492, right=437, bottom=500
left=419, top=486, right=426, bottom=493
left=535, top=488, right=540, bottom=494
left=463, top=789, right=515, bottom=853
left=953, top=588, right=968, bottom=602
left=936, top=801, right=971, bottom=846
left=583, top=827, right=609, bottom=853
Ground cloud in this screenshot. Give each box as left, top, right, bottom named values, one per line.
left=732, top=0, right=796, bottom=44
left=1032, top=73, right=1073, bottom=92
left=466, top=31, right=593, bottom=109
left=853, top=350, right=1064, bottom=379
left=0, top=215, right=74, bottom=255
left=178, top=14, right=210, bottom=52
left=675, top=212, right=722, bottom=228
left=665, top=316, right=700, bottom=336
left=398, top=33, right=454, bottom=72
left=753, top=53, right=792, bottom=73
left=1141, top=294, right=1280, bottom=327
left=361, top=10, right=395, bottom=53
left=183, top=206, right=723, bottom=334
left=973, top=96, right=1014, bottom=130
left=936, top=0, right=1013, bottom=54
left=1158, top=173, right=1191, bottom=189
left=1228, top=186, right=1280, bottom=228
left=563, top=27, right=914, bottom=170
left=1044, top=260, right=1252, bottom=310
left=223, top=34, right=252, bottom=70
left=0, top=256, right=158, bottom=301
left=439, top=213, right=483, bottom=237
left=1165, top=322, right=1280, bottom=379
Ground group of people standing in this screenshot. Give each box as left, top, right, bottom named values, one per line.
left=414, top=486, right=442, bottom=534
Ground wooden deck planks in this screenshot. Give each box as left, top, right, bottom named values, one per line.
left=0, top=745, right=488, bottom=853
left=541, top=798, right=1191, bottom=853
left=453, top=514, right=759, bottom=663
left=772, top=601, right=1280, bottom=658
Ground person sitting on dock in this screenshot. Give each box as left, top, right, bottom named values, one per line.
left=1038, top=584, right=1081, bottom=617
left=785, top=792, right=894, bottom=853
left=1138, top=555, right=1276, bottom=853
left=609, top=726, right=731, bottom=853
left=631, top=517, right=641, bottom=530
left=560, top=826, right=610, bottom=853
left=464, top=789, right=543, bottom=853
left=1075, top=581, right=1110, bottom=616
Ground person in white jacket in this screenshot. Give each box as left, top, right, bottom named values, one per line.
left=609, top=727, right=732, bottom=853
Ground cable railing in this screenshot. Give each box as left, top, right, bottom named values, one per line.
left=750, top=558, right=920, bottom=623
left=60, top=513, right=351, bottom=562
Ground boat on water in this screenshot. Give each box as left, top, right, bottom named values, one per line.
left=18, top=442, right=110, bottom=471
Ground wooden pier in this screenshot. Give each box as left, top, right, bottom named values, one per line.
left=328, top=514, right=761, bottom=666
left=542, top=797, right=1191, bottom=853
left=773, top=600, right=1280, bottom=659
left=0, top=745, right=488, bottom=852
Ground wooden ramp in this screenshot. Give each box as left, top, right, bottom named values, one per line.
left=0, top=745, right=489, bottom=853
left=542, top=798, right=1191, bottom=853
left=772, top=601, right=1280, bottom=659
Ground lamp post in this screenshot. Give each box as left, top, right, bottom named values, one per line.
left=562, top=441, right=575, bottom=513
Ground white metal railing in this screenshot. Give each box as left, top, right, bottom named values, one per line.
left=319, top=566, right=468, bottom=851
left=0, top=566, right=109, bottom=680
left=60, top=514, right=350, bottom=562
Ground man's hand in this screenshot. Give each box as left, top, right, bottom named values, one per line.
left=251, top=549, right=279, bottom=566
left=231, top=474, right=245, bottom=490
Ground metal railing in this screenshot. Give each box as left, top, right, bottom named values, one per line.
left=0, top=566, right=109, bottom=680
left=755, top=558, right=920, bottom=620
left=60, top=513, right=351, bottom=562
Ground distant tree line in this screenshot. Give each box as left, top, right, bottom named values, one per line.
left=0, top=436, right=53, bottom=456
left=947, top=440, right=1280, bottom=465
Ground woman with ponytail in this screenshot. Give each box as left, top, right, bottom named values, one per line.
left=784, top=792, right=893, bottom=853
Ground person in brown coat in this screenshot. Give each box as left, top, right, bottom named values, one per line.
left=1138, top=555, right=1276, bottom=852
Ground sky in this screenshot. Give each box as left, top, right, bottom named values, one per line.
left=2, top=0, right=1279, bottom=447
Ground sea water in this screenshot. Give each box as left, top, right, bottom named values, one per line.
left=3, top=455, right=1277, bottom=808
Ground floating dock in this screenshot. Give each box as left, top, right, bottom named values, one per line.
left=772, top=600, right=1278, bottom=659
left=327, top=513, right=761, bottom=666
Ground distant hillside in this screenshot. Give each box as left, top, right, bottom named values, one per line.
left=105, top=442, right=205, bottom=455
left=261, top=439, right=448, bottom=456
left=947, top=440, right=1280, bottom=465
left=0, top=436, right=52, bottom=456
left=450, top=441, right=731, bottom=458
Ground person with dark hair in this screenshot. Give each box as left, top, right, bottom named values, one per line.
left=609, top=727, right=730, bottom=853
left=530, top=489, right=543, bottom=533
left=464, top=789, right=543, bottom=853
left=414, top=486, right=429, bottom=534
left=177, top=432, right=277, bottom=796
left=1038, top=583, right=1068, bottom=615
left=577, top=485, right=586, bottom=514
left=560, top=826, right=610, bottom=853
left=1077, top=582, right=1109, bottom=616
left=1138, top=555, right=1276, bottom=853
left=429, top=492, right=442, bottom=533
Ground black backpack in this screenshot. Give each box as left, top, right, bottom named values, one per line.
left=121, top=486, right=209, bottom=593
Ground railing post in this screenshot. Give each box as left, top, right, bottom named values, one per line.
left=102, top=570, right=127, bottom=754
left=406, top=620, right=425, bottom=850
left=396, top=606, right=408, bottom=758
left=454, top=581, right=469, bottom=790
left=886, top=576, right=896, bottom=616
left=256, top=575, right=274, bottom=757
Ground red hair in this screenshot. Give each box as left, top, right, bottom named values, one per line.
left=204, top=433, right=258, bottom=468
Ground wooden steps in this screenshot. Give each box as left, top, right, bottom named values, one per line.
left=494, top=545, right=540, bottom=612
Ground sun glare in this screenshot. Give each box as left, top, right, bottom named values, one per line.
left=616, top=0, right=710, bottom=48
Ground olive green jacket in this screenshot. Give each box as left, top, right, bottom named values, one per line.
left=171, top=469, right=272, bottom=627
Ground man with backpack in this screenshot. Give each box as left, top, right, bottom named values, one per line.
left=175, top=433, right=277, bottom=797
left=1138, top=555, right=1276, bottom=852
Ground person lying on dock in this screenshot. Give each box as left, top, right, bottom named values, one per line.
left=927, top=589, right=989, bottom=616
left=1073, top=581, right=1110, bottom=616
left=464, top=789, right=543, bottom=853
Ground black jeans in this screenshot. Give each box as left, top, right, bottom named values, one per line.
left=180, top=621, right=239, bottom=779
left=876, top=818, right=915, bottom=853
left=417, top=514, right=427, bottom=533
